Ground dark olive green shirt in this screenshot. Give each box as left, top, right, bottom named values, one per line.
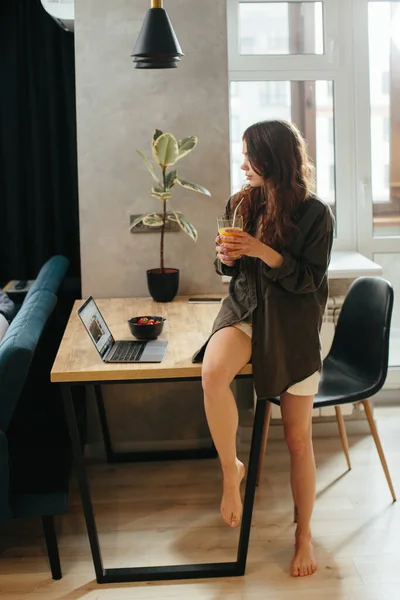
left=193, top=195, right=334, bottom=398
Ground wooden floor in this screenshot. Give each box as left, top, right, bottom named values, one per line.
left=1, top=407, right=400, bottom=600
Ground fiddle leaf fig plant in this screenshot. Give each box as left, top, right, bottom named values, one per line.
left=130, top=129, right=211, bottom=272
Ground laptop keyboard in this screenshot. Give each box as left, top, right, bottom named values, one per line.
left=110, top=342, right=146, bottom=362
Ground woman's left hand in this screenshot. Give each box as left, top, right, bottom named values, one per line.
left=222, top=230, right=265, bottom=259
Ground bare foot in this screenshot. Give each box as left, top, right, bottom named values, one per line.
left=291, top=532, right=317, bottom=577
left=221, top=460, right=245, bottom=528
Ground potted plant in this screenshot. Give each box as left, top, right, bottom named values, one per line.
left=130, top=129, right=211, bottom=302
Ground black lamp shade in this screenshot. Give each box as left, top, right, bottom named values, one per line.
left=133, top=57, right=182, bottom=69
left=131, top=8, right=183, bottom=69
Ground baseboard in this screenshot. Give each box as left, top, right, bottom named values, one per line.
left=85, top=397, right=398, bottom=459
left=85, top=438, right=214, bottom=460
left=85, top=443, right=106, bottom=460
left=373, top=388, right=400, bottom=404
left=85, top=419, right=371, bottom=460
left=239, top=417, right=370, bottom=443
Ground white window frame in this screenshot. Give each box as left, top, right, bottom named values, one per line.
left=353, top=0, right=400, bottom=381
left=227, top=0, right=358, bottom=250
left=227, top=0, right=340, bottom=71
left=353, top=0, right=400, bottom=256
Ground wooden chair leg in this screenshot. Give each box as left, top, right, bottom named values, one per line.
left=256, top=401, right=272, bottom=487
left=335, top=405, right=352, bottom=470
left=42, top=515, right=62, bottom=580
left=362, top=400, right=397, bottom=502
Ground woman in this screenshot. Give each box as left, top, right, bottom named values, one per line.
left=194, top=120, right=334, bottom=577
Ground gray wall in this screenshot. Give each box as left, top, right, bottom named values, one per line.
left=74, top=0, right=238, bottom=450
left=75, top=0, right=231, bottom=299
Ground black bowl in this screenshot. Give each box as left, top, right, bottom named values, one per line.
left=128, top=316, right=165, bottom=340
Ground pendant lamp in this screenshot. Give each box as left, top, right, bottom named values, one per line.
left=131, top=0, right=184, bottom=69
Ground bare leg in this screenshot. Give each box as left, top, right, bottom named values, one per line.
left=280, top=392, right=317, bottom=577
left=202, top=327, right=252, bottom=527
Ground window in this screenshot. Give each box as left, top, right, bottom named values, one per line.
left=229, top=80, right=336, bottom=211
left=329, top=164, right=335, bottom=192
left=240, top=37, right=256, bottom=54
left=228, top=0, right=400, bottom=380
left=231, top=81, right=239, bottom=98
left=229, top=0, right=399, bottom=242
left=259, top=81, right=289, bottom=106
left=231, top=115, right=242, bottom=142
left=382, top=71, right=390, bottom=95
left=328, top=117, right=334, bottom=144
left=228, top=0, right=348, bottom=244
left=238, top=2, right=324, bottom=55
left=383, top=117, right=390, bottom=143
left=369, top=2, right=400, bottom=235
left=384, top=164, right=390, bottom=189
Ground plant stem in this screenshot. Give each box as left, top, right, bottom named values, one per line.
left=160, top=166, right=167, bottom=272
left=160, top=199, right=167, bottom=272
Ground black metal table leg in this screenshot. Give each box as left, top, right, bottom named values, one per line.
left=61, top=384, right=105, bottom=582
left=94, top=384, right=218, bottom=463
left=93, top=384, right=114, bottom=461
left=236, top=397, right=266, bottom=573
left=62, top=382, right=264, bottom=583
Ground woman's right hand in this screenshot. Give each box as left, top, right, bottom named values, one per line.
left=215, top=235, right=236, bottom=267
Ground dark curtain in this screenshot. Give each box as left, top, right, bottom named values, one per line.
left=0, top=0, right=80, bottom=282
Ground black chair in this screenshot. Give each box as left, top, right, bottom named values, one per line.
left=256, top=277, right=397, bottom=504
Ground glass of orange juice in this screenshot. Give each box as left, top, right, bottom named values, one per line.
left=217, top=215, right=243, bottom=260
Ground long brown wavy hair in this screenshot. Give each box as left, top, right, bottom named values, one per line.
left=230, top=120, right=315, bottom=249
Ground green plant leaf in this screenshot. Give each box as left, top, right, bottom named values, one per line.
left=129, top=214, right=147, bottom=231
left=153, top=129, right=163, bottom=144
left=142, top=213, right=164, bottom=227
left=129, top=213, right=164, bottom=231
left=176, top=178, right=211, bottom=196
left=136, top=150, right=161, bottom=184
left=168, top=211, right=198, bottom=242
left=176, top=136, right=198, bottom=161
left=152, top=133, right=179, bottom=168
left=151, top=188, right=172, bottom=200
left=165, top=169, right=177, bottom=189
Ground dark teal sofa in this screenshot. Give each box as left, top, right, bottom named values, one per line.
left=0, top=255, right=74, bottom=580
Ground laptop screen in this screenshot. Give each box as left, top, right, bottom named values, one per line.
left=78, top=297, right=114, bottom=359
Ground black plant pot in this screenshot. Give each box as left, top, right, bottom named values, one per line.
left=147, top=268, right=179, bottom=302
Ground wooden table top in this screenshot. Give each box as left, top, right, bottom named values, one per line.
left=50, top=296, right=253, bottom=383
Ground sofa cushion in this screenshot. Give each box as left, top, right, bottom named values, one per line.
left=0, top=290, right=16, bottom=324
left=0, top=314, right=9, bottom=343
left=0, top=290, right=57, bottom=431
left=25, top=255, right=70, bottom=300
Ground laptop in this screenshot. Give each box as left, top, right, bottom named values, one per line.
left=77, top=296, right=168, bottom=363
